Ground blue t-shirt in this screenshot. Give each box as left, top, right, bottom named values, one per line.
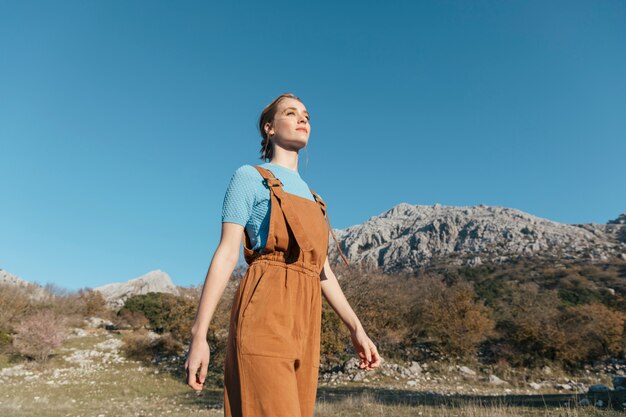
left=221, top=162, right=320, bottom=252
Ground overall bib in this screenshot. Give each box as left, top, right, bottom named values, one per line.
left=223, top=165, right=349, bottom=417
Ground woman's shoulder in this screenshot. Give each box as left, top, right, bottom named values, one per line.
left=229, top=164, right=264, bottom=180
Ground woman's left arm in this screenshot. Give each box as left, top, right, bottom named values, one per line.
left=320, top=258, right=382, bottom=370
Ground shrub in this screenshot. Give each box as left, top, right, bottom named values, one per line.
left=12, top=309, right=68, bottom=362
left=338, top=268, right=416, bottom=361
left=75, top=288, right=109, bottom=318
left=411, top=275, right=495, bottom=359
left=119, top=292, right=197, bottom=341
left=121, top=330, right=184, bottom=363
left=115, top=309, right=150, bottom=330
left=558, top=303, right=626, bottom=365
left=0, top=284, right=33, bottom=332
left=121, top=330, right=155, bottom=362
left=493, top=282, right=565, bottom=367
left=0, top=329, right=12, bottom=353
left=320, top=299, right=348, bottom=367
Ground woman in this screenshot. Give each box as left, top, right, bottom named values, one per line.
left=185, top=92, right=381, bottom=417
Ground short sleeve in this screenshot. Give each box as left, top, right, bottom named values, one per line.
left=221, top=165, right=258, bottom=226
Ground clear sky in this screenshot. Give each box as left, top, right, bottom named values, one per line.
left=1, top=1, right=624, bottom=291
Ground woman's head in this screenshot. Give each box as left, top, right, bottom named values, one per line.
left=258, top=93, right=311, bottom=161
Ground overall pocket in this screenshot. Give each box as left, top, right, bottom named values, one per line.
left=240, top=267, right=273, bottom=320
left=239, top=267, right=299, bottom=359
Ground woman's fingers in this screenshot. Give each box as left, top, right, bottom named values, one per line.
left=368, top=341, right=381, bottom=367
left=185, top=340, right=211, bottom=391
left=199, top=359, right=209, bottom=384
left=364, top=342, right=372, bottom=363
left=358, top=338, right=381, bottom=370
left=186, top=359, right=204, bottom=391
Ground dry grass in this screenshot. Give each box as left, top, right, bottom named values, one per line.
left=0, top=332, right=623, bottom=417
left=315, top=390, right=623, bottom=416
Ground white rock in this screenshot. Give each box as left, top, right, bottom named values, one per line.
left=458, top=366, right=476, bottom=376
left=94, top=269, right=179, bottom=310
left=409, top=361, right=422, bottom=374
left=328, top=205, right=626, bottom=271
left=488, top=374, right=507, bottom=385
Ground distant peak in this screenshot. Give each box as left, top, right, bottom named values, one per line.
left=607, top=212, right=626, bottom=225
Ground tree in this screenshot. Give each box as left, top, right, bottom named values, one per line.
left=559, top=303, right=626, bottom=365
left=412, top=275, right=495, bottom=358
left=12, top=309, right=68, bottom=362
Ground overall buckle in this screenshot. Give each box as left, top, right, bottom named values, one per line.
left=264, top=178, right=283, bottom=188
left=313, top=193, right=327, bottom=209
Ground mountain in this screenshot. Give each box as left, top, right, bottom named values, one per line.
left=93, top=269, right=180, bottom=310
left=327, top=204, right=626, bottom=274
left=0, top=269, right=49, bottom=300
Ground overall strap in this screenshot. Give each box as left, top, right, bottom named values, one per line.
left=253, top=166, right=314, bottom=253
left=309, top=188, right=350, bottom=267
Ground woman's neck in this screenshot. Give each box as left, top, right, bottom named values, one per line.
left=267, top=159, right=298, bottom=173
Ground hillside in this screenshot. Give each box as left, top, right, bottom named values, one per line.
left=327, top=204, right=626, bottom=273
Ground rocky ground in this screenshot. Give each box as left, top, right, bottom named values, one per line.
left=0, top=322, right=624, bottom=416
left=320, top=355, right=624, bottom=396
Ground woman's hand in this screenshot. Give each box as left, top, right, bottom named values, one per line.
left=349, top=326, right=382, bottom=370
left=184, top=336, right=211, bottom=391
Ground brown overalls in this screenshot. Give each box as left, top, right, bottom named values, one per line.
left=223, top=165, right=349, bottom=417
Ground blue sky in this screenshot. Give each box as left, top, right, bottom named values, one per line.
left=1, top=1, right=624, bottom=291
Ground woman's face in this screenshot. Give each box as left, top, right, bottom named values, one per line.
left=266, top=97, right=311, bottom=150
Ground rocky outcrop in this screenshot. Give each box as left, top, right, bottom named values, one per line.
left=0, top=269, right=49, bottom=300
left=327, top=204, right=626, bottom=272
left=94, top=269, right=179, bottom=310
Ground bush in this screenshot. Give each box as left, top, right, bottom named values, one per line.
left=410, top=275, right=495, bottom=359
left=115, top=309, right=150, bottom=330
left=119, top=292, right=197, bottom=341
left=338, top=268, right=416, bottom=361
left=320, top=299, right=348, bottom=367
left=0, top=284, right=34, bottom=333
left=75, top=288, right=109, bottom=318
left=493, top=282, right=565, bottom=367
left=121, top=330, right=184, bottom=363
left=0, top=329, right=12, bottom=353
left=558, top=303, right=626, bottom=365
left=120, top=330, right=154, bottom=362
left=12, top=309, right=68, bottom=362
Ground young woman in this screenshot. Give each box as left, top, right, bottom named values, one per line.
left=185, top=92, right=381, bottom=417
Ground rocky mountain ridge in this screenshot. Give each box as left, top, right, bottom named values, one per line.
left=327, top=203, right=626, bottom=273
left=4, top=205, right=624, bottom=299
left=0, top=268, right=180, bottom=310
left=93, top=269, right=179, bottom=310
left=0, top=269, right=49, bottom=300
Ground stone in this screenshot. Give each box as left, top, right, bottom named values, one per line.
left=613, top=376, right=626, bottom=390
left=409, top=361, right=422, bottom=374
left=588, top=384, right=610, bottom=393
left=488, top=374, right=507, bottom=385
left=328, top=205, right=626, bottom=272
left=352, top=372, right=365, bottom=382
left=458, top=366, right=476, bottom=376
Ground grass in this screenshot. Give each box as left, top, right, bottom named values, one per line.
left=0, top=332, right=623, bottom=417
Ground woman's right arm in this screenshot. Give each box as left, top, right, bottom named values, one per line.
left=185, top=221, right=244, bottom=390
left=190, top=222, right=244, bottom=340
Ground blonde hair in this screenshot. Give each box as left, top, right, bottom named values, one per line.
left=258, top=92, right=304, bottom=161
